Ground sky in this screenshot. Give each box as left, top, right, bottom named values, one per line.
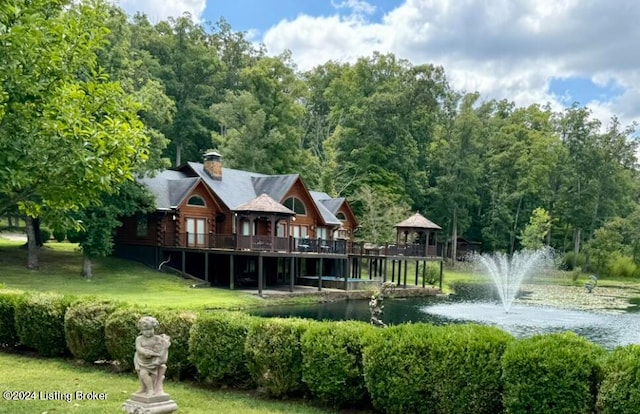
left=117, top=0, right=640, bottom=133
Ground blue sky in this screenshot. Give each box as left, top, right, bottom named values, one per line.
left=118, top=0, right=640, bottom=131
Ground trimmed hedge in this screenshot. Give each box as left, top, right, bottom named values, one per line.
left=0, top=292, right=24, bottom=346
left=428, top=324, right=513, bottom=414
left=14, top=293, right=72, bottom=356
left=597, top=345, right=640, bottom=413
left=245, top=317, right=314, bottom=397
left=64, top=299, right=120, bottom=363
left=104, top=307, right=145, bottom=371
left=502, top=332, right=605, bottom=414
left=301, top=320, right=373, bottom=408
left=156, top=310, right=198, bottom=380
left=189, top=311, right=256, bottom=386
left=363, top=323, right=438, bottom=414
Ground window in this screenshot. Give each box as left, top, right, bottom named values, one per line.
left=336, top=212, right=346, bottom=221
left=186, top=218, right=206, bottom=246
left=283, top=197, right=306, bottom=215
left=136, top=216, right=148, bottom=237
left=291, top=224, right=308, bottom=238
left=317, top=227, right=328, bottom=240
left=187, top=196, right=206, bottom=206
left=241, top=221, right=251, bottom=236
left=277, top=222, right=287, bottom=237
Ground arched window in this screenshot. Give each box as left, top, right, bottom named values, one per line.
left=187, top=196, right=206, bottom=206
left=336, top=212, right=346, bottom=221
left=283, top=197, right=306, bottom=215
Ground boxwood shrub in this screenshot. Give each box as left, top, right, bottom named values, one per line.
left=428, top=324, right=513, bottom=414
left=64, top=299, right=120, bottom=363
left=502, top=332, right=605, bottom=414
left=362, top=323, right=439, bottom=414
left=301, top=320, right=374, bottom=408
left=104, top=307, right=146, bottom=371
left=245, top=317, right=314, bottom=397
left=596, top=344, right=640, bottom=413
left=14, top=293, right=73, bottom=356
left=0, top=291, right=24, bottom=347
left=189, top=311, right=256, bottom=386
left=156, top=309, right=198, bottom=380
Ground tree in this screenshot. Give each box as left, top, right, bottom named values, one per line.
left=211, top=53, right=319, bottom=179
left=0, top=0, right=150, bottom=269
left=351, top=185, right=411, bottom=244
left=427, top=92, right=484, bottom=262
left=74, top=182, right=154, bottom=278
left=520, top=208, right=552, bottom=250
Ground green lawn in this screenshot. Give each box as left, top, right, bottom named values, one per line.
left=0, top=352, right=330, bottom=414
left=0, top=238, right=266, bottom=310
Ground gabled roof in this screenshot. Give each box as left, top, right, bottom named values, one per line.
left=234, top=193, right=295, bottom=215
left=144, top=162, right=351, bottom=227
left=252, top=175, right=299, bottom=202
left=185, top=162, right=262, bottom=210
left=138, top=170, right=199, bottom=210
left=396, top=213, right=442, bottom=230
left=309, top=191, right=342, bottom=226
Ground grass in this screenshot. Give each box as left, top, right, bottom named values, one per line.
left=0, top=352, right=330, bottom=414
left=0, top=238, right=269, bottom=310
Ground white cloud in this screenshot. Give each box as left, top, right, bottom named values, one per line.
left=261, top=0, right=640, bottom=129
left=117, top=0, right=205, bottom=22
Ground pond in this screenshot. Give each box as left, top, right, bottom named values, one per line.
left=249, top=295, right=640, bottom=349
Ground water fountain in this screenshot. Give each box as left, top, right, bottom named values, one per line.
left=249, top=248, right=640, bottom=348
left=473, top=248, right=553, bottom=313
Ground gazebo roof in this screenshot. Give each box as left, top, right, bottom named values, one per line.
left=233, top=193, right=295, bottom=215
left=395, top=212, right=442, bottom=230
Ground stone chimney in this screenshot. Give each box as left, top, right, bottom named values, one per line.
left=203, top=151, right=222, bottom=180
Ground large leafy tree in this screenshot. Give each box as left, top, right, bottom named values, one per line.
left=324, top=53, right=448, bottom=206
left=0, top=0, right=150, bottom=269
left=427, top=92, right=484, bottom=261
left=211, top=53, right=318, bottom=179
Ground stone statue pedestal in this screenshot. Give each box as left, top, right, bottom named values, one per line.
left=122, top=393, right=178, bottom=414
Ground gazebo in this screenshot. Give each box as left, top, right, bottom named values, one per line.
left=395, top=212, right=442, bottom=257
left=233, top=193, right=296, bottom=251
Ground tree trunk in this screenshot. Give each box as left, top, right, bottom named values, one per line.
left=451, top=208, right=458, bottom=268
left=81, top=255, right=93, bottom=278
left=510, top=196, right=522, bottom=254
left=25, top=216, right=39, bottom=270
left=33, top=217, right=43, bottom=246
left=175, top=144, right=182, bottom=167
left=574, top=228, right=582, bottom=257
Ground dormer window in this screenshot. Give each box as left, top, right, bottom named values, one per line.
left=187, top=196, right=206, bottom=207
left=283, top=197, right=306, bottom=215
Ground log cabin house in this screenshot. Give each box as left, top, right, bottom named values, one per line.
left=114, top=152, right=443, bottom=292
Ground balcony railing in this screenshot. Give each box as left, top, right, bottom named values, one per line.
left=165, top=232, right=439, bottom=257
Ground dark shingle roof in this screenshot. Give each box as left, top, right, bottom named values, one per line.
left=309, top=191, right=342, bottom=226
left=141, top=162, right=347, bottom=226
left=138, top=170, right=197, bottom=210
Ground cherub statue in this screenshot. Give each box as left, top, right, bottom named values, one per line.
left=134, top=316, right=171, bottom=397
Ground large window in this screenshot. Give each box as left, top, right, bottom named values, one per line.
left=277, top=222, right=287, bottom=237
left=291, top=224, right=308, bottom=238
left=283, top=197, right=306, bottom=215
left=186, top=218, right=206, bottom=246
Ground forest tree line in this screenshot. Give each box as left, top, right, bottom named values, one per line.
left=1, top=1, right=639, bottom=276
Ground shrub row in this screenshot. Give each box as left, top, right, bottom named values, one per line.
left=1, top=291, right=639, bottom=413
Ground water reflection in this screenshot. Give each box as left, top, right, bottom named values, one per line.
left=249, top=296, right=640, bottom=349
